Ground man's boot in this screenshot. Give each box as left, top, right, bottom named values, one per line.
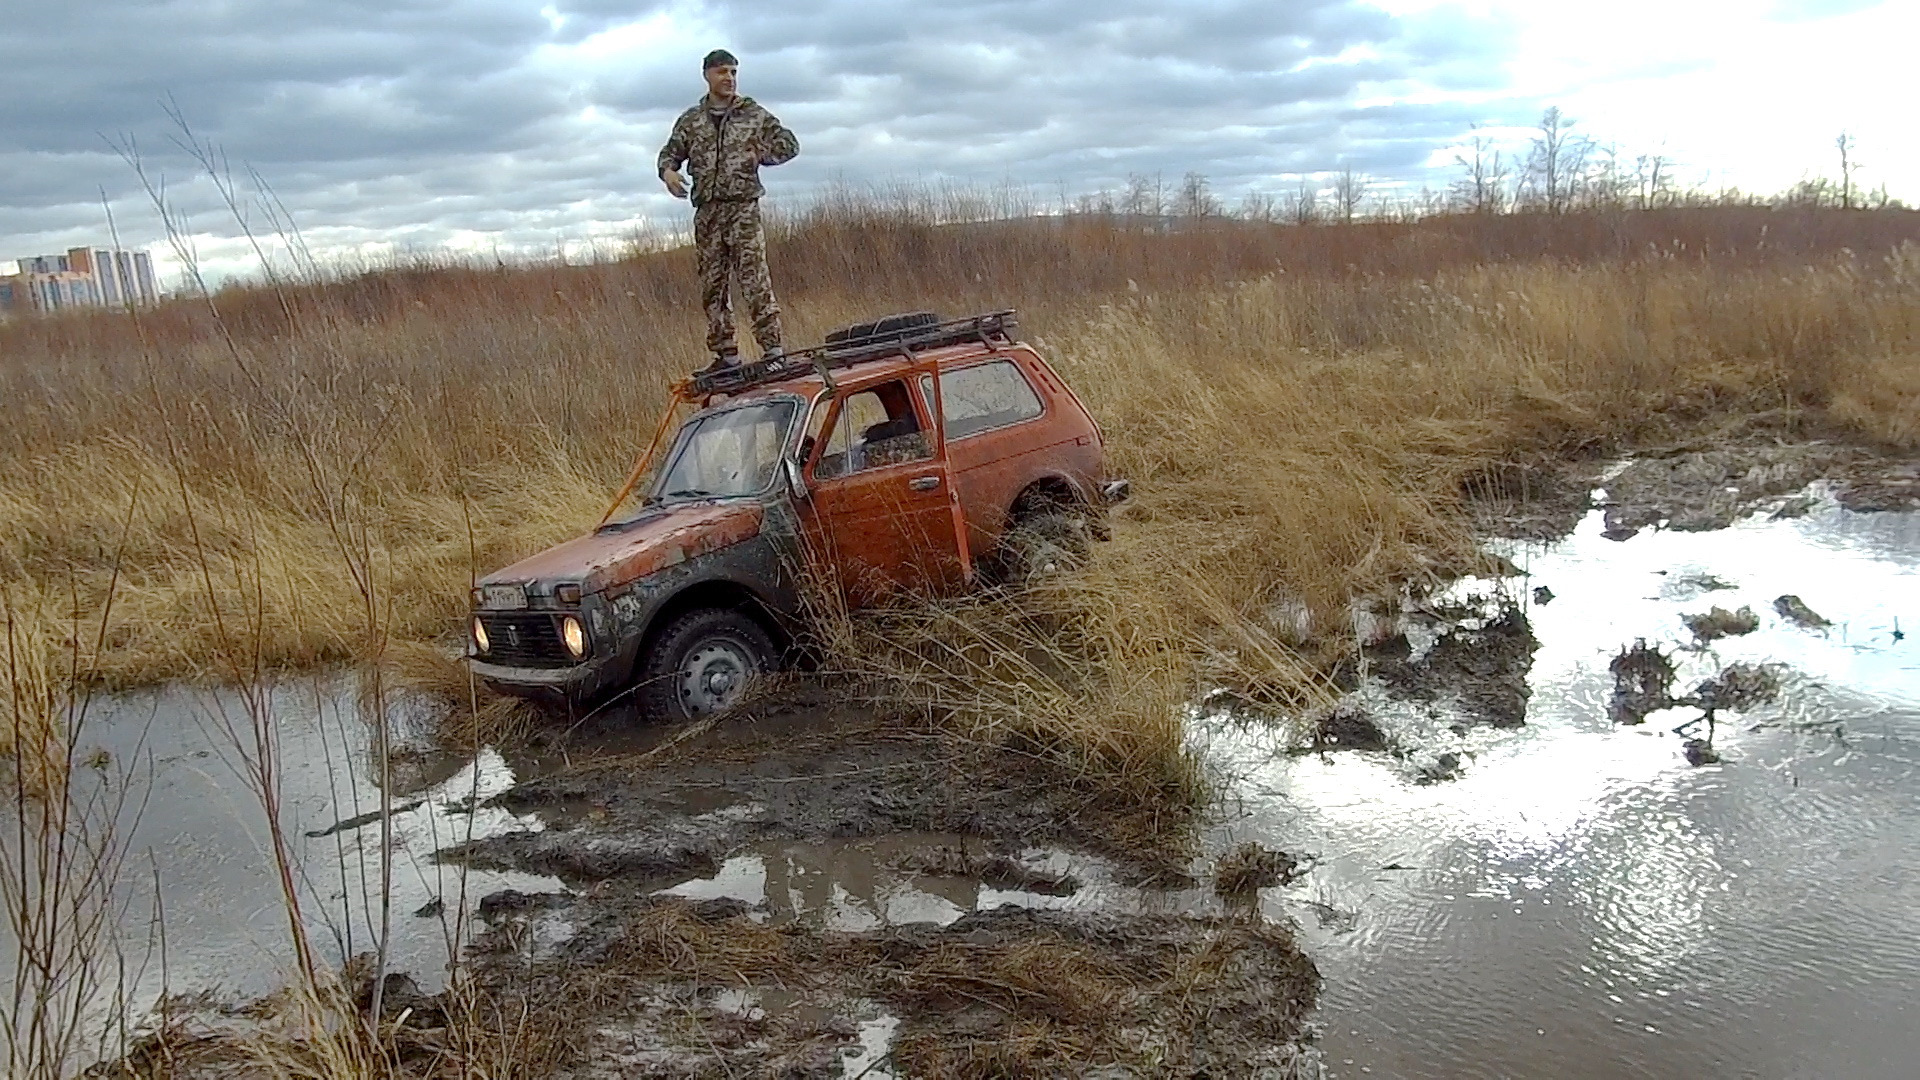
left=700, top=350, right=739, bottom=374
left=761, top=345, right=785, bottom=364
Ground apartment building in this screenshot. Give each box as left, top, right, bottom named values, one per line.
left=0, top=247, right=159, bottom=315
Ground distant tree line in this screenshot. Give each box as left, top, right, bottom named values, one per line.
left=1068, top=109, right=1906, bottom=226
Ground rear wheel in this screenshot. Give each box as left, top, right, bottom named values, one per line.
left=636, top=609, right=778, bottom=721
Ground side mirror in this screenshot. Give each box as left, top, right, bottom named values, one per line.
left=783, top=457, right=809, bottom=500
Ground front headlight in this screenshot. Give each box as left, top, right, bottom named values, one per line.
left=561, top=615, right=587, bottom=659
left=471, top=616, right=490, bottom=654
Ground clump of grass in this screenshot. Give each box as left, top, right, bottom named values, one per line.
left=1684, top=605, right=1761, bottom=643
left=1213, top=842, right=1302, bottom=897
left=1, top=593, right=66, bottom=799
left=1692, top=662, right=1784, bottom=713
left=610, top=899, right=802, bottom=983
left=1609, top=639, right=1677, bottom=725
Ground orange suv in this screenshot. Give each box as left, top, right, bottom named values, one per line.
left=467, top=311, right=1128, bottom=718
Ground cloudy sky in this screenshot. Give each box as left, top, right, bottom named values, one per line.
left=3, top=0, right=1912, bottom=283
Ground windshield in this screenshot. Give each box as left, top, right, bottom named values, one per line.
left=650, top=400, right=798, bottom=503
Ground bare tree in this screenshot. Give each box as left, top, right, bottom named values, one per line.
left=1175, top=171, right=1221, bottom=218
left=1073, top=188, right=1116, bottom=217
left=1238, top=190, right=1278, bottom=222
left=1122, top=172, right=1165, bottom=222
left=1450, top=132, right=1508, bottom=214
left=1523, top=107, right=1589, bottom=213
left=1332, top=167, right=1367, bottom=223
left=1583, top=143, right=1635, bottom=210
left=1836, top=132, right=1858, bottom=210
left=1282, top=178, right=1320, bottom=225
left=1634, top=153, right=1675, bottom=210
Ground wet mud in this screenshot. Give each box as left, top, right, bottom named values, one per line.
left=449, top=703, right=1190, bottom=891
left=1469, top=440, right=1920, bottom=543
left=448, top=896, right=1319, bottom=1079
left=415, top=700, right=1322, bottom=1075
left=1367, top=605, right=1540, bottom=730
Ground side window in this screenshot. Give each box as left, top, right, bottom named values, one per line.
left=919, top=359, right=1045, bottom=441
left=812, top=380, right=932, bottom=480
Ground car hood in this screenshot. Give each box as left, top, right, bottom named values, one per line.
left=481, top=502, right=765, bottom=595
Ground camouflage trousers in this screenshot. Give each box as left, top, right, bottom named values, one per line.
left=695, top=199, right=783, bottom=357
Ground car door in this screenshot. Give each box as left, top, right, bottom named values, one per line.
left=798, top=374, right=969, bottom=605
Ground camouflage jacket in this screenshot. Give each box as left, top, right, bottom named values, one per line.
left=657, top=96, right=799, bottom=207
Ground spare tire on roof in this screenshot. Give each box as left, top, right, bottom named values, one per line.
left=825, top=311, right=940, bottom=345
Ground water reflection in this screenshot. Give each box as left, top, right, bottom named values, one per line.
left=5, top=678, right=564, bottom=1018
left=1203, top=498, right=1920, bottom=1079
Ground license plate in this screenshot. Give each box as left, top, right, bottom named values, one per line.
left=480, top=583, right=528, bottom=610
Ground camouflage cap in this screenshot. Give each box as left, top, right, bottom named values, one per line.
left=703, top=49, right=738, bottom=70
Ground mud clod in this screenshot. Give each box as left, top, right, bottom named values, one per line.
left=1684, top=605, right=1760, bottom=644
left=1414, top=751, right=1464, bottom=785
left=1214, top=843, right=1302, bottom=896
left=1682, top=739, right=1722, bottom=767
left=477, top=888, right=567, bottom=922
left=1533, top=586, right=1555, bottom=605
left=1314, top=699, right=1388, bottom=751
left=1665, top=573, right=1735, bottom=600
left=1372, top=606, right=1539, bottom=728
left=1692, top=663, right=1784, bottom=714
left=451, top=834, right=722, bottom=885
left=1609, top=639, right=1676, bottom=725
left=1774, top=594, right=1831, bottom=629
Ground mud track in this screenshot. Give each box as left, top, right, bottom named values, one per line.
left=429, top=693, right=1320, bottom=1077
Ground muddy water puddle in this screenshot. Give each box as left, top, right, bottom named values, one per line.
left=649, top=832, right=1219, bottom=930
left=13, top=479, right=1918, bottom=1077
left=0, top=681, right=573, bottom=1007
left=1214, top=495, right=1920, bottom=1078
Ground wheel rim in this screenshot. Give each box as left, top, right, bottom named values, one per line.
left=676, top=636, right=759, bottom=714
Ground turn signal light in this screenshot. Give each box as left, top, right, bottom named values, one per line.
left=556, top=583, right=583, bottom=605
left=561, top=616, right=587, bottom=659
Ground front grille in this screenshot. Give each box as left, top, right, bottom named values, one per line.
left=477, top=612, right=575, bottom=668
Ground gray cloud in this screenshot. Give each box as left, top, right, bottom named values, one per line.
left=1, top=0, right=1534, bottom=279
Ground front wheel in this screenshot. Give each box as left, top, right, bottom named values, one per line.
left=990, top=510, right=1094, bottom=586
left=635, top=609, right=778, bottom=721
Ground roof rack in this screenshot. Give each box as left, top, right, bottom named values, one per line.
left=684, top=309, right=1018, bottom=398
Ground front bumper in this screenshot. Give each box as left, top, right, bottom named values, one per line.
left=469, top=652, right=625, bottom=704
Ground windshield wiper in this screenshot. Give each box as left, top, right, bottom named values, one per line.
left=658, top=488, right=716, bottom=501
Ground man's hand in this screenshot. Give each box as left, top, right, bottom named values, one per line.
left=661, top=167, right=688, bottom=199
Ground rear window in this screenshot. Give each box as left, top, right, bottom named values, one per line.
left=920, top=360, right=1045, bottom=441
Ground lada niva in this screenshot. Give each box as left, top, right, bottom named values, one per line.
left=467, top=310, right=1129, bottom=719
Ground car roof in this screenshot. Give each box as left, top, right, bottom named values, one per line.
left=681, top=309, right=1025, bottom=405
left=709, top=338, right=1024, bottom=405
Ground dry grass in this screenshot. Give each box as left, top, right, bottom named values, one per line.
left=3, top=206, right=1918, bottom=800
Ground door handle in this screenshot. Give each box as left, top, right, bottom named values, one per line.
left=909, top=475, right=941, bottom=491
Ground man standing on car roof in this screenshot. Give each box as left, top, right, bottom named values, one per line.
left=657, top=49, right=799, bottom=370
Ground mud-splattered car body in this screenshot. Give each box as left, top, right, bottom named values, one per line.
left=468, top=311, right=1125, bottom=716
